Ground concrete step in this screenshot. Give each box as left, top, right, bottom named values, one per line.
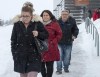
left=73, top=16, right=83, bottom=19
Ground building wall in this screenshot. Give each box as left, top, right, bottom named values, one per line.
left=53, top=0, right=100, bottom=24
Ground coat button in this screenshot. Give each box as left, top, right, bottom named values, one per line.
left=16, top=44, right=19, bottom=45
left=27, top=63, right=29, bottom=66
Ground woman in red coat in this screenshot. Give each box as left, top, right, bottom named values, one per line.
left=93, top=8, right=100, bottom=21
left=40, top=10, right=62, bottom=77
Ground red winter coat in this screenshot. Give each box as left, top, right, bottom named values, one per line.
left=93, top=11, right=100, bottom=21
left=41, top=21, right=62, bottom=62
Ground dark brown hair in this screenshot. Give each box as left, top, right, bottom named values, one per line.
left=41, top=10, right=56, bottom=21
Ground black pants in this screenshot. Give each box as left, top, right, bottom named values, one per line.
left=41, top=61, right=54, bottom=77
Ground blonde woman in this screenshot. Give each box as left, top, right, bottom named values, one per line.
left=11, top=3, right=48, bottom=77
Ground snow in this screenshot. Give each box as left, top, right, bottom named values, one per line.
left=0, top=19, right=100, bottom=77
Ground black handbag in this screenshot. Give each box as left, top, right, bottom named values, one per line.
left=34, top=37, right=48, bottom=53
left=34, top=23, right=48, bottom=53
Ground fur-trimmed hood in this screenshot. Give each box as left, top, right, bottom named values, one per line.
left=12, top=14, right=42, bottom=23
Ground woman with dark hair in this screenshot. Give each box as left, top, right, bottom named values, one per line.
left=40, top=10, right=62, bottom=77
left=11, top=3, right=48, bottom=77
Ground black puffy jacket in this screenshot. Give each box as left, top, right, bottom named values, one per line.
left=11, top=21, right=48, bottom=73
left=58, top=16, right=79, bottom=45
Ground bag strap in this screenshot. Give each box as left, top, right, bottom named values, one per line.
left=34, top=22, right=38, bottom=30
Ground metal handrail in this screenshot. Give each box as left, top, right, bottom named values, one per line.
left=85, top=17, right=99, bottom=56
left=53, top=0, right=64, bottom=19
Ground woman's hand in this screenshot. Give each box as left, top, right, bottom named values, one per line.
left=32, top=30, right=38, bottom=37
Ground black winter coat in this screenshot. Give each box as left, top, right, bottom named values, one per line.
left=58, top=16, right=79, bottom=45
left=11, top=21, right=48, bottom=73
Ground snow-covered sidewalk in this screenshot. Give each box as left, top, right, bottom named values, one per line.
left=0, top=24, right=100, bottom=77
left=52, top=32, right=86, bottom=77
left=52, top=28, right=100, bottom=77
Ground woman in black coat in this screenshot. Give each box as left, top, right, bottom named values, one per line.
left=11, top=4, right=48, bottom=77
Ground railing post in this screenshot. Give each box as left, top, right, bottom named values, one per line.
left=97, top=34, right=99, bottom=56
left=85, top=17, right=99, bottom=56
left=93, top=26, right=94, bottom=40
left=95, top=31, right=97, bottom=47
left=91, top=24, right=92, bottom=34
left=89, top=23, right=90, bottom=33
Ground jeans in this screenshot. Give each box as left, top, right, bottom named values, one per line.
left=57, top=44, right=72, bottom=71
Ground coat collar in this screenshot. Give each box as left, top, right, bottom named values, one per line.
left=12, top=14, right=42, bottom=24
